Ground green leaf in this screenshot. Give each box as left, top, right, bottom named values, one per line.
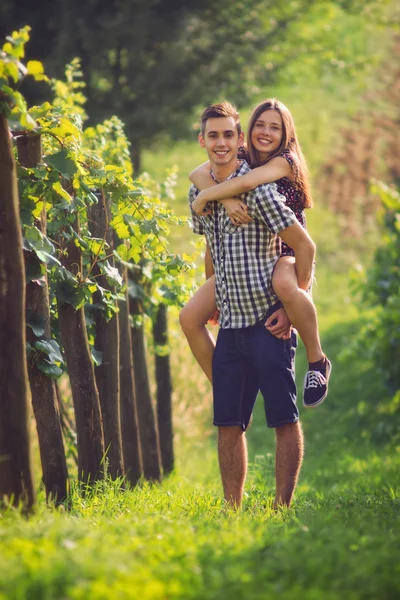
left=26, top=60, right=44, bottom=76
left=52, top=181, right=72, bottom=203
left=45, top=149, right=77, bottom=178
left=34, top=339, right=63, bottom=363
left=84, top=304, right=97, bottom=327
left=23, top=225, right=60, bottom=265
left=6, top=61, right=19, bottom=83
left=37, top=360, right=63, bottom=379
left=49, top=117, right=81, bottom=140
left=26, top=310, right=46, bottom=337
left=25, top=260, right=45, bottom=284
left=127, top=280, right=145, bottom=300
left=56, top=281, right=86, bottom=310
left=28, top=102, right=52, bottom=120
left=99, top=260, right=123, bottom=288
left=110, top=216, right=130, bottom=240
left=20, top=111, right=37, bottom=130
left=91, top=348, right=103, bottom=366
left=87, top=238, right=106, bottom=255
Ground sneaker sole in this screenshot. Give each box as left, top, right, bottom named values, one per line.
left=303, top=360, right=332, bottom=408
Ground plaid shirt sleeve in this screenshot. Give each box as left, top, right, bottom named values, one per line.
left=188, top=185, right=205, bottom=235
left=253, top=182, right=297, bottom=234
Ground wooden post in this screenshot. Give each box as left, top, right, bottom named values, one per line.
left=129, top=271, right=162, bottom=482
left=87, top=192, right=123, bottom=479
left=57, top=208, right=104, bottom=483
left=118, top=266, right=142, bottom=486
left=0, top=114, right=35, bottom=510
left=17, top=133, right=69, bottom=504
left=153, top=304, right=174, bottom=475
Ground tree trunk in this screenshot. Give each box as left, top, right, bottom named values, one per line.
left=0, top=113, right=35, bottom=510
left=129, top=273, right=161, bottom=482
left=118, top=266, right=142, bottom=486
left=17, top=134, right=69, bottom=504
left=87, top=193, right=123, bottom=479
left=131, top=141, right=141, bottom=175
left=57, top=214, right=104, bottom=483
left=153, top=304, right=174, bottom=475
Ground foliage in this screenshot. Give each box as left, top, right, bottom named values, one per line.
left=1, top=28, right=197, bottom=382
left=345, top=180, right=400, bottom=391
left=0, top=26, right=48, bottom=125
left=0, top=1, right=395, bottom=169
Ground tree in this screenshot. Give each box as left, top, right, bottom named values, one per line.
left=1, top=0, right=390, bottom=171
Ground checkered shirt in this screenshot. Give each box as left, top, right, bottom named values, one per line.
left=189, top=161, right=297, bottom=329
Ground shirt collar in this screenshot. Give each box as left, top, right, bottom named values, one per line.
left=209, top=160, right=250, bottom=183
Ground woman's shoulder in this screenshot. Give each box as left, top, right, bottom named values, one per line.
left=277, top=149, right=295, bottom=167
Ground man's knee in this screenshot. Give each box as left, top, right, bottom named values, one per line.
left=218, top=425, right=244, bottom=446
left=275, top=421, right=302, bottom=438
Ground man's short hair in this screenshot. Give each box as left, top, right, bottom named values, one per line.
left=200, top=102, right=241, bottom=136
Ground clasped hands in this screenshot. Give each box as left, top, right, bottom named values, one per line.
left=192, top=197, right=253, bottom=225
left=208, top=307, right=292, bottom=340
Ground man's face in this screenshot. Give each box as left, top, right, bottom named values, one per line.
left=199, top=117, right=243, bottom=168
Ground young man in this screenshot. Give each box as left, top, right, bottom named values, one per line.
left=188, top=102, right=316, bottom=509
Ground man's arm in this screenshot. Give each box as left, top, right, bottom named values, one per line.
left=278, top=222, right=316, bottom=289
left=205, top=242, right=214, bottom=280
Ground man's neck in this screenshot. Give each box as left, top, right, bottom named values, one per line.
left=210, top=159, right=240, bottom=183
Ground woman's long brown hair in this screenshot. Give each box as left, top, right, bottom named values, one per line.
left=247, top=99, right=313, bottom=208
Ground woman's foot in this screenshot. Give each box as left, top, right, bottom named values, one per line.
left=303, top=357, right=332, bottom=407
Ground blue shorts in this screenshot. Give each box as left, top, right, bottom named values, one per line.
left=212, top=308, right=298, bottom=430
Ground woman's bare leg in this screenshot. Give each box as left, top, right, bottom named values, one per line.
left=179, top=275, right=217, bottom=383
left=272, top=256, right=323, bottom=363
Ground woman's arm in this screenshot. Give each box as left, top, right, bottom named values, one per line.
left=196, top=156, right=292, bottom=204
left=189, top=161, right=214, bottom=190
left=190, top=161, right=251, bottom=224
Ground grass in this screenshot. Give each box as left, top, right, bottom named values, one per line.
left=2, top=149, right=399, bottom=599
left=2, top=248, right=399, bottom=599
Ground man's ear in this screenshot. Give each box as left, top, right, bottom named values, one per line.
left=238, top=131, right=244, bottom=146
left=198, top=133, right=206, bottom=148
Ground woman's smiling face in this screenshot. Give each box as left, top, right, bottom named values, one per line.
left=250, top=109, right=283, bottom=160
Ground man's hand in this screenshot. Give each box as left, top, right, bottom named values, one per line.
left=192, top=196, right=212, bottom=216
left=220, top=198, right=253, bottom=225
left=208, top=310, right=220, bottom=326
left=265, top=307, right=292, bottom=339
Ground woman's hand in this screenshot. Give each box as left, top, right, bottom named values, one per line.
left=220, top=198, right=253, bottom=225
left=192, top=196, right=212, bottom=216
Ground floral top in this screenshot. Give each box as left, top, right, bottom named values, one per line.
left=275, top=150, right=306, bottom=257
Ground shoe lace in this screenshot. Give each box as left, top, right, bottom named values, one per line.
left=305, top=370, right=327, bottom=389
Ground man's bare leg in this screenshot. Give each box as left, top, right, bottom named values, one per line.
left=274, top=422, right=304, bottom=508
left=218, top=426, right=247, bottom=509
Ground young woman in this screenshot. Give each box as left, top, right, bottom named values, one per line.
left=180, top=99, right=331, bottom=407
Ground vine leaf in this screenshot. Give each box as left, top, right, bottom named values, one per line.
left=37, top=361, right=63, bottom=378
left=26, top=310, right=46, bottom=337
left=45, top=149, right=77, bottom=178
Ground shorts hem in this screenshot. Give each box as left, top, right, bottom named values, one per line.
left=213, top=420, right=246, bottom=431
left=267, top=417, right=299, bottom=429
